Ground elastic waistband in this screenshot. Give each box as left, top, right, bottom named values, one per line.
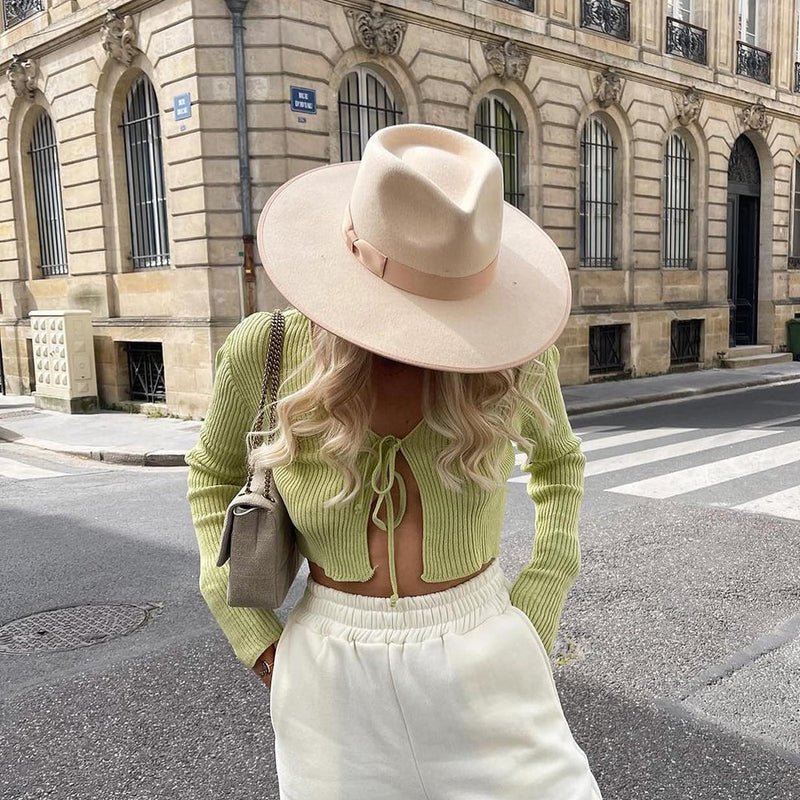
left=289, top=560, right=514, bottom=643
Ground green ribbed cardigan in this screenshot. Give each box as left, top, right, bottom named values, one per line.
left=185, top=309, right=586, bottom=669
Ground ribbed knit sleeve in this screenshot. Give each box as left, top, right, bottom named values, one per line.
left=185, top=325, right=285, bottom=669
left=509, top=344, right=586, bottom=657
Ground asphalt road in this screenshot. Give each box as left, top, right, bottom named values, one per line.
left=0, top=381, right=798, bottom=799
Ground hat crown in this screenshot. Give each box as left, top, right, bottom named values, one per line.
left=348, top=124, right=504, bottom=280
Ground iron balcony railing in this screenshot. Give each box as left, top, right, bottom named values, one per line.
left=670, top=319, right=703, bottom=365
left=665, top=17, right=707, bottom=65
left=3, top=0, right=43, bottom=29
left=736, top=41, right=771, bottom=84
left=795, top=62, right=800, bottom=93
left=581, top=0, right=630, bottom=42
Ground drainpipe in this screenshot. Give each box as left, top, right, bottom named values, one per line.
left=225, top=0, right=256, bottom=319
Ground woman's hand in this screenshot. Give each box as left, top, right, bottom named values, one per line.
left=252, top=642, right=279, bottom=688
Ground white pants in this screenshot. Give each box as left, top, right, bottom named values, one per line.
left=270, top=559, right=603, bottom=800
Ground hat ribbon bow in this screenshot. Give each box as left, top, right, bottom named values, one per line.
left=342, top=204, right=498, bottom=301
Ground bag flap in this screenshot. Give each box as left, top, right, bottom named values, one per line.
left=215, top=489, right=277, bottom=568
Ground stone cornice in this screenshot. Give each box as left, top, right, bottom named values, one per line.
left=333, top=1, right=800, bottom=124
left=0, top=0, right=164, bottom=68
left=4, top=0, right=800, bottom=124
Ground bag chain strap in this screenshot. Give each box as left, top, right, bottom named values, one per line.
left=245, top=310, right=286, bottom=499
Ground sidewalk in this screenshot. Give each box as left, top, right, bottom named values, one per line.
left=1, top=359, right=799, bottom=466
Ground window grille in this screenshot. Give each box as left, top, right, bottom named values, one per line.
left=29, top=112, right=69, bottom=278
left=589, top=324, right=625, bottom=374
left=125, top=342, right=166, bottom=403
left=791, top=160, right=800, bottom=268
left=120, top=76, right=170, bottom=270
left=338, top=69, right=403, bottom=161
left=474, top=96, right=524, bottom=209
left=2, top=0, right=43, bottom=29
left=580, top=117, right=617, bottom=267
left=670, top=319, right=702, bottom=365
left=663, top=133, right=693, bottom=268
left=0, top=341, right=5, bottom=395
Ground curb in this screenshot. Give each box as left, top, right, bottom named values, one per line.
left=1, top=373, right=799, bottom=463
left=564, top=374, right=800, bottom=416
left=0, top=427, right=187, bottom=467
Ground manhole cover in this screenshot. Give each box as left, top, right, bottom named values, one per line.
left=0, top=602, right=162, bottom=654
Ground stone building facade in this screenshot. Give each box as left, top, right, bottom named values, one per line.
left=1, top=0, right=799, bottom=416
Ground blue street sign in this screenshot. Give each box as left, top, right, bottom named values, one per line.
left=174, top=92, right=192, bottom=120
left=290, top=86, right=317, bottom=115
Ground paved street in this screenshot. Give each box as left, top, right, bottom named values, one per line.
left=1, top=382, right=799, bottom=799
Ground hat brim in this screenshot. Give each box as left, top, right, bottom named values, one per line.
left=256, top=161, right=572, bottom=373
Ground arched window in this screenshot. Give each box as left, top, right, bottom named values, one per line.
left=474, top=95, right=524, bottom=209
left=29, top=111, right=68, bottom=277
left=338, top=68, right=402, bottom=161
left=663, top=133, right=693, bottom=268
left=121, top=75, right=169, bottom=270
left=580, top=116, right=617, bottom=267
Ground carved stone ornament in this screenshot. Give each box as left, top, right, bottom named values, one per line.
left=345, top=2, right=406, bottom=56
left=674, top=87, right=703, bottom=127
left=739, top=101, right=770, bottom=133
left=100, top=9, right=138, bottom=67
left=482, top=39, right=530, bottom=82
left=593, top=70, right=623, bottom=109
left=7, top=55, right=37, bottom=100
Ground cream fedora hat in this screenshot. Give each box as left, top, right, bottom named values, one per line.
left=256, top=123, right=572, bottom=372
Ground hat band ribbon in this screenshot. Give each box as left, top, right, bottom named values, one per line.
left=342, top=205, right=497, bottom=301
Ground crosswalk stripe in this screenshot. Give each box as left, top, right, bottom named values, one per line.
left=584, top=429, right=779, bottom=477
left=606, top=440, right=800, bottom=499
left=0, top=456, right=66, bottom=480
left=573, top=424, right=621, bottom=437
left=730, top=485, right=800, bottom=521
left=580, top=427, right=697, bottom=453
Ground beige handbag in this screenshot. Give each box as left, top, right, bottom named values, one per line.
left=215, top=310, right=304, bottom=609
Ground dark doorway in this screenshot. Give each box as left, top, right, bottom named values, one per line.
left=726, top=135, right=761, bottom=346
left=0, top=340, right=5, bottom=395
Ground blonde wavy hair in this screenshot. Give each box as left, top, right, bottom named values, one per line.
left=249, top=322, right=555, bottom=508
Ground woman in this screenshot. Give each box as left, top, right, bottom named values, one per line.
left=186, top=123, right=602, bottom=799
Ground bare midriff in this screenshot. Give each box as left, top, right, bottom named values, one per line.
left=306, top=348, right=495, bottom=598
left=307, top=446, right=495, bottom=597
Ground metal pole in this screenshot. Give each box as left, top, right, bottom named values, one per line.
left=225, top=0, right=254, bottom=320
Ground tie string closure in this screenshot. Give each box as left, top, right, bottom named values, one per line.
left=364, top=434, right=407, bottom=607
